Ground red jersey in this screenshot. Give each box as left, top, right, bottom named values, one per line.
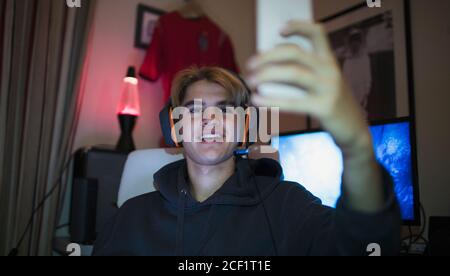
left=139, top=11, right=239, bottom=102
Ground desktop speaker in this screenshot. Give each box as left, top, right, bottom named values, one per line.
left=70, top=147, right=128, bottom=244
left=70, top=178, right=98, bottom=243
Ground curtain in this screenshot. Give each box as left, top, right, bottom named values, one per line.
left=0, top=0, right=95, bottom=256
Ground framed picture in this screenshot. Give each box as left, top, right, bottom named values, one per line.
left=316, top=0, right=414, bottom=122
left=134, top=4, right=166, bottom=50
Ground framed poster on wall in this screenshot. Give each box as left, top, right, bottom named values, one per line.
left=134, top=4, right=166, bottom=50
left=320, top=0, right=414, bottom=122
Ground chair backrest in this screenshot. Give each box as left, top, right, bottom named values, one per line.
left=117, top=148, right=184, bottom=207
left=117, top=145, right=278, bottom=208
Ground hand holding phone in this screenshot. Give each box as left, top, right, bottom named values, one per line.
left=248, top=6, right=375, bottom=164
left=255, top=0, right=313, bottom=100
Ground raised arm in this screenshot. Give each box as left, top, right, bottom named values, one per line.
left=246, top=20, right=383, bottom=213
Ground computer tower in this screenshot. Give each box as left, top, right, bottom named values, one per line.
left=428, top=216, right=450, bottom=256
left=70, top=146, right=128, bottom=244
left=70, top=177, right=98, bottom=243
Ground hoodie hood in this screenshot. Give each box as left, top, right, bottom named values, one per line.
left=154, top=157, right=283, bottom=208
left=154, top=157, right=283, bottom=256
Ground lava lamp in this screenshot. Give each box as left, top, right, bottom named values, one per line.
left=116, top=66, right=141, bottom=153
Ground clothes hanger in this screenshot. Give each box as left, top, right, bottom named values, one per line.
left=178, top=0, right=205, bottom=19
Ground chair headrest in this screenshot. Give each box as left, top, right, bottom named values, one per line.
left=117, top=148, right=184, bottom=207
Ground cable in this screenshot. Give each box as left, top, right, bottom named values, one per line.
left=401, top=202, right=428, bottom=255
left=411, top=203, right=429, bottom=254
left=249, top=158, right=279, bottom=256
left=412, top=203, right=427, bottom=244
left=254, top=180, right=279, bottom=256
left=407, top=225, right=413, bottom=252
left=7, top=153, right=74, bottom=256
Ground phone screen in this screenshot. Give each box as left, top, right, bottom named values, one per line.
left=256, top=0, right=313, bottom=99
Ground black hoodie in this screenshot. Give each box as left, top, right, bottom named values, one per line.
left=93, top=157, right=401, bottom=256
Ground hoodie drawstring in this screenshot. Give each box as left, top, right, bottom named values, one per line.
left=175, top=188, right=187, bottom=256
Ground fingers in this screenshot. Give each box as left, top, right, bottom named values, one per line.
left=251, top=93, right=315, bottom=114
left=280, top=20, right=332, bottom=59
left=246, top=65, right=317, bottom=91
left=244, top=20, right=340, bottom=118
left=247, top=44, right=321, bottom=71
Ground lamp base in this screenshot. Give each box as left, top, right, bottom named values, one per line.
left=116, top=114, right=137, bottom=153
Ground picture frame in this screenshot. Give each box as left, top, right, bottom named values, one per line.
left=134, top=4, right=166, bottom=50
left=309, top=0, right=414, bottom=127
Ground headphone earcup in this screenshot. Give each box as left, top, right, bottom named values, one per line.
left=159, top=101, right=179, bottom=147
left=241, top=111, right=249, bottom=148
left=225, top=70, right=258, bottom=149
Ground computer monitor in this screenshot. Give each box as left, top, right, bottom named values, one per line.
left=271, top=118, right=420, bottom=225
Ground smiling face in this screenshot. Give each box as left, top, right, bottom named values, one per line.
left=170, top=67, right=250, bottom=166
left=181, top=80, right=239, bottom=166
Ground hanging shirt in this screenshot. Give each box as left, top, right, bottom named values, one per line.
left=139, top=11, right=240, bottom=102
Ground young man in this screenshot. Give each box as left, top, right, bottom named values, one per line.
left=93, top=21, right=400, bottom=256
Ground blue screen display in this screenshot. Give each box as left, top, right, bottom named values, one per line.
left=272, top=121, right=415, bottom=221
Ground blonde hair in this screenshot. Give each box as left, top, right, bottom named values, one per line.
left=170, top=66, right=250, bottom=107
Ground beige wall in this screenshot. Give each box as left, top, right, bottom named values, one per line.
left=74, top=0, right=256, bottom=151
left=408, top=0, right=450, bottom=221
left=197, top=0, right=256, bottom=73
left=315, top=0, right=450, bottom=226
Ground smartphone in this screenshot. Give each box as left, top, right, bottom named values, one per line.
left=256, top=0, right=313, bottom=99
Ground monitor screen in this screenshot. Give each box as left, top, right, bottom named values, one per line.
left=271, top=119, right=418, bottom=223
